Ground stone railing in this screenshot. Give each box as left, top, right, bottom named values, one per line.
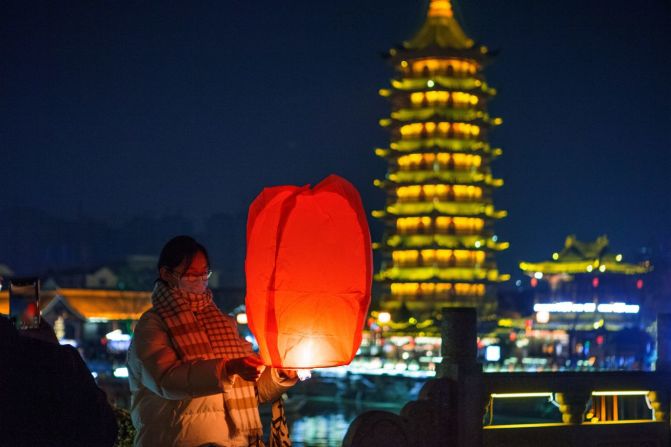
left=343, top=309, right=671, bottom=447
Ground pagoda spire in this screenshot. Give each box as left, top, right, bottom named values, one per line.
left=404, top=0, right=475, bottom=50
left=428, top=0, right=454, bottom=19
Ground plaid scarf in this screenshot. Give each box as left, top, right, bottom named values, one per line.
left=151, top=281, right=263, bottom=444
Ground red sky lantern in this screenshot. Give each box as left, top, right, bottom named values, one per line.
left=245, top=175, right=372, bottom=369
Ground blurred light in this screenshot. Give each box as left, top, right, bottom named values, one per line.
left=378, top=312, right=391, bottom=324
left=615, top=254, right=623, bottom=262
left=599, top=265, right=606, bottom=273
left=515, top=280, right=522, bottom=287
left=113, top=367, right=129, bottom=378
left=427, top=80, right=435, bottom=87
left=106, top=329, right=130, bottom=342
left=59, top=339, right=78, bottom=347
left=536, top=311, right=550, bottom=324
left=474, top=241, right=481, bottom=248
left=637, top=279, right=644, bottom=290
left=533, top=302, right=638, bottom=314
left=534, top=272, right=543, bottom=280
left=297, top=369, right=312, bottom=381
left=596, top=335, right=604, bottom=345
left=592, top=277, right=599, bottom=288
left=485, top=345, right=501, bottom=362
left=492, top=235, right=498, bottom=242
left=530, top=278, right=538, bottom=288
left=91, top=372, right=98, bottom=379
left=592, top=391, right=649, bottom=396
left=597, top=303, right=639, bottom=313
left=491, top=392, right=552, bottom=399
left=236, top=313, right=248, bottom=325
left=552, top=252, right=559, bottom=261
left=593, top=319, right=604, bottom=330
left=586, top=265, right=594, bottom=272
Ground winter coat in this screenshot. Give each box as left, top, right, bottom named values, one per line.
left=127, top=309, right=295, bottom=447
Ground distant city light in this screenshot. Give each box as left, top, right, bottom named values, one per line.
left=536, top=311, right=550, bottom=324
left=615, top=254, right=623, bottom=262
left=533, top=302, right=639, bottom=314
left=236, top=313, right=248, bottom=325
left=533, top=272, right=543, bottom=280
left=377, top=312, right=391, bottom=324
left=485, top=345, right=501, bottom=362
left=552, top=252, right=559, bottom=260
left=427, top=80, right=435, bottom=87
left=59, top=339, right=78, bottom=347
left=586, top=265, right=594, bottom=272
left=599, top=265, right=606, bottom=272
left=113, top=367, right=129, bottom=378
left=105, top=329, right=130, bottom=341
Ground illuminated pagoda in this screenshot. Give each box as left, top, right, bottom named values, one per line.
left=521, top=235, right=652, bottom=330
left=373, top=0, right=509, bottom=320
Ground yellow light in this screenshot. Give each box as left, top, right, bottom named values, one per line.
left=615, top=254, right=623, bottom=262
left=428, top=0, right=453, bottom=18
left=427, top=80, right=435, bottom=88
left=400, top=60, right=408, bottom=68
left=586, top=265, right=594, bottom=272
left=552, top=252, right=559, bottom=260
left=599, top=265, right=606, bottom=272
left=491, top=393, right=553, bottom=399
left=378, top=312, right=391, bottom=324
left=592, top=391, right=649, bottom=396
left=236, top=313, right=248, bottom=325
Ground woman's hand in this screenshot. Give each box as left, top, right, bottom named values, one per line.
left=226, top=355, right=265, bottom=382
left=277, top=369, right=298, bottom=380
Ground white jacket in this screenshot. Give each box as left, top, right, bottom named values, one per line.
left=127, top=310, right=295, bottom=447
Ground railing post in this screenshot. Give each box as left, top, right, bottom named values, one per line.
left=657, top=314, right=671, bottom=372
left=651, top=314, right=671, bottom=424
left=555, top=391, right=590, bottom=424
left=440, top=307, right=482, bottom=447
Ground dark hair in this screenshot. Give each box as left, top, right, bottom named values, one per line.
left=157, top=235, right=210, bottom=274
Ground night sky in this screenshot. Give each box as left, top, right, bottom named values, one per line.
left=2, top=0, right=670, bottom=279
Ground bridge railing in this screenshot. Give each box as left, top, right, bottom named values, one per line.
left=343, top=310, right=671, bottom=447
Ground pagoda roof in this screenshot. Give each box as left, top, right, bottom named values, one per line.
left=519, top=235, right=652, bottom=275
left=402, top=0, right=475, bottom=51
left=0, top=288, right=152, bottom=321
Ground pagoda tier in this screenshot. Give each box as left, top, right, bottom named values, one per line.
left=374, top=0, right=508, bottom=320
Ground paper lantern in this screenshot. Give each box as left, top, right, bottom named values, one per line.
left=245, top=175, right=372, bottom=369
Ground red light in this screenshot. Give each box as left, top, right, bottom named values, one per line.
left=592, top=277, right=599, bottom=288
left=530, top=278, right=538, bottom=288
left=509, top=332, right=517, bottom=342
left=596, top=335, right=604, bottom=345
left=636, top=279, right=644, bottom=290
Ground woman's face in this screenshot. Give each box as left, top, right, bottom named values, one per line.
left=163, top=251, right=210, bottom=294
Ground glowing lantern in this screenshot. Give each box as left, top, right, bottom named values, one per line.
left=245, top=175, right=372, bottom=369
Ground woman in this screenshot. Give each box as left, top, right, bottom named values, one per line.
left=127, top=235, right=297, bottom=447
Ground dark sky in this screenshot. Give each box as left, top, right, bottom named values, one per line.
left=2, top=0, right=670, bottom=278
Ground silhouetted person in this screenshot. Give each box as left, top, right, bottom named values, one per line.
left=0, top=316, right=118, bottom=447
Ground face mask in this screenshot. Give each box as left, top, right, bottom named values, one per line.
left=178, top=277, right=208, bottom=294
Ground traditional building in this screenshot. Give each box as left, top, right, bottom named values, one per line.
left=521, top=235, right=652, bottom=330
left=374, top=0, right=508, bottom=320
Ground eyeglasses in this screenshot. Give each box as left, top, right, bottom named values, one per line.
left=171, top=269, right=213, bottom=282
